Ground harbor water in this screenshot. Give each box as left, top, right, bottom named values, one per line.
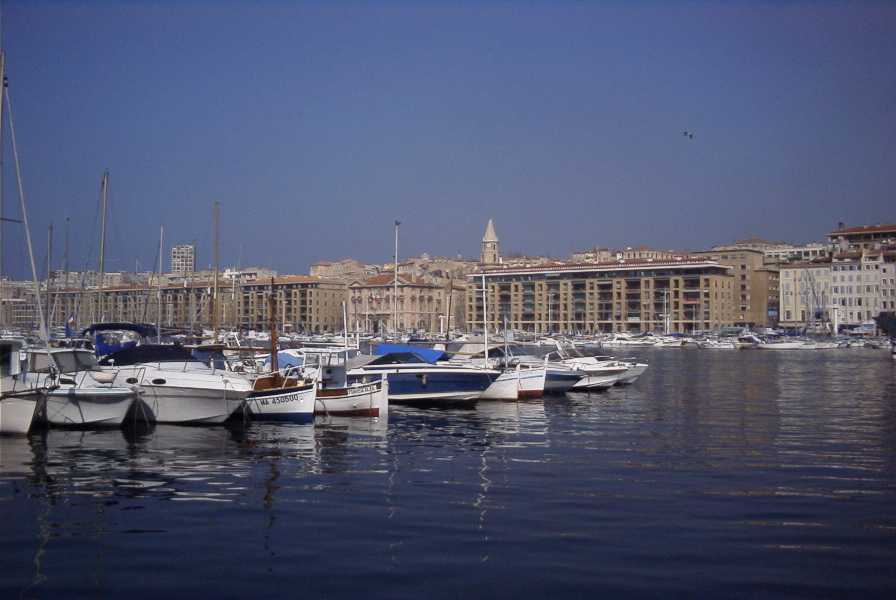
left=2, top=348, right=895, bottom=598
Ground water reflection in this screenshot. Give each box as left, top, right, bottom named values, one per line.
left=1, top=350, right=895, bottom=598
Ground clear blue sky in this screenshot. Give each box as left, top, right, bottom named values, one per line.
left=1, top=1, right=894, bottom=279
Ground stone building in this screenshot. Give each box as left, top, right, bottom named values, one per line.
left=348, top=274, right=465, bottom=334
left=309, top=258, right=378, bottom=283
left=480, top=219, right=500, bottom=265
left=692, top=248, right=779, bottom=327
left=237, top=276, right=345, bottom=333
left=466, top=259, right=736, bottom=334
left=829, top=223, right=896, bottom=252
left=778, top=260, right=833, bottom=329
left=45, top=275, right=344, bottom=334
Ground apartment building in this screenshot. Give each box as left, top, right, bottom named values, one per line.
left=238, top=276, right=346, bottom=333
left=170, top=244, right=196, bottom=275
left=778, top=260, right=832, bottom=328
left=466, top=260, right=736, bottom=334
left=692, top=248, right=779, bottom=327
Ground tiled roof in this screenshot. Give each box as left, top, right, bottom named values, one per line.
left=830, top=224, right=896, bottom=235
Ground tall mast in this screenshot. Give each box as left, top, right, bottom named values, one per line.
left=211, top=201, right=219, bottom=334
left=45, top=222, right=52, bottom=329
left=482, top=272, right=488, bottom=369
left=5, top=85, right=47, bottom=341
left=157, top=225, right=163, bottom=342
left=63, top=216, right=69, bottom=289
left=97, top=170, right=108, bottom=322
left=0, top=51, right=5, bottom=327
left=268, top=277, right=278, bottom=376
left=393, top=219, right=400, bottom=335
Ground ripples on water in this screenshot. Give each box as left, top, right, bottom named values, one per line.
left=1, top=350, right=895, bottom=598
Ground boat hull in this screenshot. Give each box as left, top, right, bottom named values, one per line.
left=40, top=388, right=136, bottom=427
left=315, top=380, right=388, bottom=417
left=518, top=366, right=546, bottom=399
left=247, top=383, right=316, bottom=423
left=543, top=370, right=583, bottom=394
left=112, top=365, right=252, bottom=424
left=0, top=394, right=40, bottom=434
left=616, top=363, right=648, bottom=385
left=355, top=367, right=498, bottom=406
left=481, top=370, right=519, bottom=401
left=572, top=373, right=620, bottom=390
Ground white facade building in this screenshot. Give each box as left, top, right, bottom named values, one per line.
left=831, top=253, right=884, bottom=326
left=779, top=261, right=832, bottom=328
left=170, top=244, right=196, bottom=275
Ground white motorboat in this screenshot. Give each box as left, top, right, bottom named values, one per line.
left=0, top=338, right=41, bottom=435
left=297, top=346, right=389, bottom=418
left=757, top=340, right=817, bottom=350
left=98, top=345, right=251, bottom=424
left=480, top=367, right=520, bottom=400
left=86, top=324, right=253, bottom=424
left=22, top=348, right=138, bottom=427
left=571, top=371, right=622, bottom=391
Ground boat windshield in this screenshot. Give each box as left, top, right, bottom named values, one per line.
left=51, top=350, right=98, bottom=373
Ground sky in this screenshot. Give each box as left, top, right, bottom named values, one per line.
left=0, top=0, right=894, bottom=279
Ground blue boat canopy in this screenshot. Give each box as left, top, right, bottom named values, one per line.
left=372, top=344, right=447, bottom=364
left=81, top=322, right=159, bottom=338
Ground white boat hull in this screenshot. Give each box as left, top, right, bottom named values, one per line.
left=0, top=394, right=40, bottom=434
left=315, top=380, right=389, bottom=418
left=247, top=384, right=316, bottom=423
left=617, top=363, right=648, bottom=385
left=111, top=365, right=252, bottom=424
left=480, top=370, right=519, bottom=400
left=572, top=373, right=620, bottom=390
left=41, top=387, right=136, bottom=427
left=518, top=366, right=546, bottom=399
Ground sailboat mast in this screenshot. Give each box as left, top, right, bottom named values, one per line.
left=97, top=170, right=108, bottom=322
left=45, top=222, right=52, bottom=329
left=157, top=225, right=163, bottom=342
left=393, top=219, right=399, bottom=335
left=0, top=51, right=6, bottom=327
left=5, top=85, right=47, bottom=341
left=211, top=201, right=219, bottom=335
left=482, top=272, right=488, bottom=369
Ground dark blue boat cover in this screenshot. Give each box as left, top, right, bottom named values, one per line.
left=373, top=344, right=447, bottom=364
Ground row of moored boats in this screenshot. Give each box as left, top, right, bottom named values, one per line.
left=0, top=325, right=648, bottom=435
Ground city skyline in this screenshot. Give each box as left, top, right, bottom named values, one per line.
left=0, top=1, right=894, bottom=280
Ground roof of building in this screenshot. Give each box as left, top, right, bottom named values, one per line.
left=353, top=273, right=432, bottom=287
left=780, top=259, right=833, bottom=269
left=482, top=219, right=498, bottom=243
left=830, top=223, right=896, bottom=236
left=472, top=258, right=731, bottom=277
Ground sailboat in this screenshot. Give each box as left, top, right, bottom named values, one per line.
left=0, top=49, right=53, bottom=434
left=245, top=279, right=317, bottom=422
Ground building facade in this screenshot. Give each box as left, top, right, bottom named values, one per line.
left=480, top=219, right=500, bottom=265
left=348, top=274, right=465, bottom=334
left=237, top=276, right=346, bottom=333
left=170, top=244, right=196, bottom=275
left=466, top=260, right=736, bottom=334
left=778, top=260, right=832, bottom=329
left=693, top=248, right=779, bottom=327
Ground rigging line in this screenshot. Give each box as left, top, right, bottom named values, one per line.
left=5, top=85, right=47, bottom=340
